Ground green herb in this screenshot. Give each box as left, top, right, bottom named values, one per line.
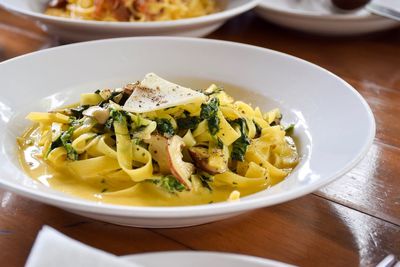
left=70, top=105, right=89, bottom=119
left=153, top=175, right=185, bottom=194
left=208, top=115, right=220, bottom=136
left=200, top=97, right=219, bottom=119
left=110, top=109, right=128, bottom=124
left=104, top=109, right=129, bottom=131
left=48, top=127, right=78, bottom=160
left=104, top=117, right=114, bottom=131
left=230, top=118, right=251, bottom=162
left=200, top=97, right=220, bottom=136
left=285, top=124, right=295, bottom=135
left=177, top=114, right=200, bottom=130
left=155, top=118, right=175, bottom=137
left=64, top=143, right=78, bottom=161
left=60, top=127, right=74, bottom=143
left=69, top=117, right=82, bottom=127
left=49, top=136, right=62, bottom=151
left=199, top=173, right=213, bottom=191
left=61, top=127, right=78, bottom=160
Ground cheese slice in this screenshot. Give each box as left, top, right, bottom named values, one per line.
left=123, top=73, right=206, bottom=113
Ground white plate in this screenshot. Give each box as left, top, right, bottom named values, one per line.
left=256, top=0, right=399, bottom=35
left=0, top=0, right=259, bottom=41
left=0, top=37, right=375, bottom=228
left=122, top=251, right=294, bottom=267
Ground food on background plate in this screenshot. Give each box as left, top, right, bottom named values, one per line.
left=18, top=73, right=298, bottom=206
left=45, top=0, right=218, bottom=22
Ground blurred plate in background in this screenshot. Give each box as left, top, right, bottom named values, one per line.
left=256, top=0, right=399, bottom=35
left=0, top=0, right=259, bottom=42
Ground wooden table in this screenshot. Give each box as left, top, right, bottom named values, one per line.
left=1, top=8, right=399, bottom=267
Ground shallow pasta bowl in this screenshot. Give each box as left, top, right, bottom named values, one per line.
left=0, top=0, right=259, bottom=41
left=0, top=37, right=375, bottom=228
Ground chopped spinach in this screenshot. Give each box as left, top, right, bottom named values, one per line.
left=69, top=117, right=82, bottom=127
left=104, top=116, right=114, bottom=131
left=49, top=127, right=78, bottom=160
left=110, top=109, right=128, bottom=124
left=155, top=118, right=175, bottom=137
left=104, top=109, right=129, bottom=131
left=50, top=136, right=63, bottom=151
left=153, top=175, right=185, bottom=193
left=70, top=105, right=89, bottom=119
left=200, top=97, right=219, bottom=119
left=207, top=115, right=220, bottom=135
left=177, top=113, right=200, bottom=130
left=200, top=97, right=220, bottom=136
left=230, top=118, right=251, bottom=162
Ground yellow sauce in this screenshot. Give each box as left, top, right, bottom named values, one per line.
left=19, top=126, right=267, bottom=207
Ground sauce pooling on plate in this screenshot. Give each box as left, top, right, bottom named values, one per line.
left=18, top=73, right=298, bottom=207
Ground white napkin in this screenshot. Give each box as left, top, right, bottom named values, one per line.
left=25, top=226, right=142, bottom=267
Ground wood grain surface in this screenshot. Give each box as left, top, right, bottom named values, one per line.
left=0, top=7, right=399, bottom=267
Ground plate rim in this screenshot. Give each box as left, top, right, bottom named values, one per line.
left=121, top=251, right=294, bottom=267
left=0, top=36, right=376, bottom=218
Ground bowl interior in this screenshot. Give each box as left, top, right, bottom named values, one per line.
left=0, top=37, right=374, bottom=214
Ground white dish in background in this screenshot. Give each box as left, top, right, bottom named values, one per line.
left=122, top=251, right=295, bottom=267
left=0, top=0, right=259, bottom=41
left=256, top=0, right=399, bottom=36
left=0, top=37, right=375, bottom=228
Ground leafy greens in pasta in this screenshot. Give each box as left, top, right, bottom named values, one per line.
left=18, top=73, right=299, bottom=206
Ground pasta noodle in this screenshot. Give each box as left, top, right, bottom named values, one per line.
left=18, top=74, right=299, bottom=206
left=45, top=0, right=218, bottom=22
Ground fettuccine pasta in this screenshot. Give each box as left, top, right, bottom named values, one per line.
left=18, top=74, right=299, bottom=207
left=45, top=0, right=218, bottom=22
